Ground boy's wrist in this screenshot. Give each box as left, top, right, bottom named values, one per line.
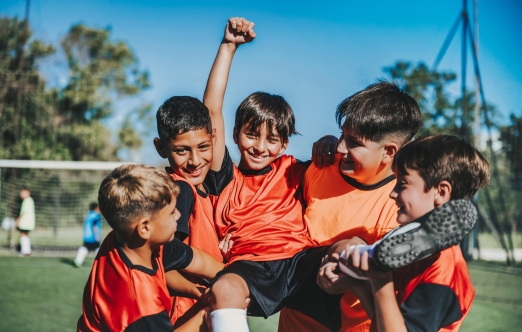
left=370, top=272, right=393, bottom=290
left=220, top=40, right=238, bottom=51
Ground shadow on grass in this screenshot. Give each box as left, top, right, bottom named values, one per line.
left=60, top=257, right=77, bottom=267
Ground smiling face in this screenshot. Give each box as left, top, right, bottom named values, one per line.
left=149, top=195, right=181, bottom=245
left=390, top=169, right=438, bottom=225
left=234, top=122, right=287, bottom=171
left=154, top=129, right=214, bottom=190
left=336, top=124, right=391, bottom=184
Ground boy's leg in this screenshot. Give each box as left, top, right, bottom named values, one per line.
left=74, top=246, right=89, bottom=266
left=19, top=231, right=31, bottom=256
left=210, top=274, right=250, bottom=332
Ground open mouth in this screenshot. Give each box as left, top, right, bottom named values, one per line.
left=184, top=165, right=206, bottom=177
left=248, top=152, right=268, bottom=161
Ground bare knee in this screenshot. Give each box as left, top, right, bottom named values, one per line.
left=210, top=274, right=250, bottom=310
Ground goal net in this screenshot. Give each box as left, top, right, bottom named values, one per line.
left=0, top=160, right=130, bottom=251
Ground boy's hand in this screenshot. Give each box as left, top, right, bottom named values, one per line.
left=223, top=17, right=256, bottom=46
left=312, top=135, right=338, bottom=169
left=317, top=254, right=361, bottom=294
left=339, top=244, right=390, bottom=281
left=218, top=233, right=234, bottom=260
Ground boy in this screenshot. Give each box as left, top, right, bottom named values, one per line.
left=16, top=187, right=35, bottom=256
left=74, top=202, right=102, bottom=267
left=319, top=135, right=489, bottom=331
left=279, top=81, right=424, bottom=332
left=203, top=18, right=343, bottom=332
left=77, top=164, right=224, bottom=332
left=154, top=96, right=225, bottom=322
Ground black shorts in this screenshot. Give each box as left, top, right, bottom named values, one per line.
left=83, top=242, right=100, bottom=251
left=212, top=246, right=342, bottom=331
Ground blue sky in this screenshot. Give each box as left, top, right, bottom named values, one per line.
left=2, top=0, right=521, bottom=164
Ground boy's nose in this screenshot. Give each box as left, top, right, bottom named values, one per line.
left=337, top=137, right=348, bottom=154
left=189, top=151, right=202, bottom=166
left=254, top=139, right=267, bottom=152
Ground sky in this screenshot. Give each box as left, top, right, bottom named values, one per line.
left=2, top=0, right=521, bottom=165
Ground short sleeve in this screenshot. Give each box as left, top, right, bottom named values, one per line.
left=174, top=181, right=195, bottom=240
left=162, top=238, right=194, bottom=272
left=205, top=146, right=234, bottom=195
left=400, top=283, right=462, bottom=331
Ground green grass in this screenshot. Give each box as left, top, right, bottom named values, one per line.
left=0, top=256, right=520, bottom=331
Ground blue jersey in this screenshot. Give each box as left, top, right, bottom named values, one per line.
left=83, top=210, right=102, bottom=244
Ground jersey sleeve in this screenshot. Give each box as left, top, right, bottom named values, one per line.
left=162, top=239, right=194, bottom=272
left=400, top=283, right=462, bottom=332
left=204, top=146, right=234, bottom=195
left=174, top=181, right=195, bottom=241
left=123, top=311, right=174, bottom=332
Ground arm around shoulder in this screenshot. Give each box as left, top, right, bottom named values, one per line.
left=183, top=247, right=224, bottom=280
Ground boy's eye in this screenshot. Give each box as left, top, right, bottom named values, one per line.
left=245, top=133, right=258, bottom=138
left=174, top=148, right=188, bottom=154
left=268, top=137, right=280, bottom=143
left=199, top=144, right=210, bottom=151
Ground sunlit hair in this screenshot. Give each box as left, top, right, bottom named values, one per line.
left=98, top=164, right=179, bottom=233
left=336, top=81, right=422, bottom=146
left=393, top=135, right=490, bottom=199
left=234, top=92, right=298, bottom=142
left=156, top=96, right=212, bottom=143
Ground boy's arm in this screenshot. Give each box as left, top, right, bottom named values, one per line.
left=174, top=308, right=209, bottom=332
left=182, top=247, right=225, bottom=280
left=371, top=276, right=407, bottom=332
left=165, top=270, right=207, bottom=300
left=203, top=17, right=255, bottom=171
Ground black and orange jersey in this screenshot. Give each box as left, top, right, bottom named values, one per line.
left=77, top=232, right=193, bottom=332
left=165, top=161, right=226, bottom=323
left=393, top=245, right=474, bottom=332
left=279, top=155, right=399, bottom=332
left=205, top=150, right=316, bottom=263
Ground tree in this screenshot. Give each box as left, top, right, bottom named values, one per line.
left=0, top=16, right=151, bottom=162
left=500, top=113, right=522, bottom=190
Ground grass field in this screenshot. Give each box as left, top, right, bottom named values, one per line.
left=0, top=255, right=521, bottom=331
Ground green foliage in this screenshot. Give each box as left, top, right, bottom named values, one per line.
left=0, top=16, right=151, bottom=162
left=500, top=113, right=522, bottom=190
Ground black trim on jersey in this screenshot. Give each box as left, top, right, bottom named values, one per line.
left=400, top=283, right=462, bottom=332
left=338, top=162, right=395, bottom=191
left=115, top=244, right=159, bottom=276
left=124, top=311, right=173, bottom=332
left=296, top=159, right=312, bottom=168
left=163, top=238, right=194, bottom=272
left=238, top=165, right=272, bottom=176
left=205, top=147, right=234, bottom=195
left=174, top=181, right=194, bottom=241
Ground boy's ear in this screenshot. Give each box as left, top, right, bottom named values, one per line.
left=136, top=217, right=151, bottom=241
left=279, top=140, right=288, bottom=155
left=434, top=180, right=452, bottom=207
left=153, top=138, right=167, bottom=159
left=381, top=142, right=399, bottom=165
left=233, top=127, right=239, bottom=144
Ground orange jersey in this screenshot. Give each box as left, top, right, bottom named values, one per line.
left=393, top=246, right=474, bottom=331
left=279, top=155, right=399, bottom=332
left=165, top=169, right=222, bottom=324
left=211, top=154, right=316, bottom=263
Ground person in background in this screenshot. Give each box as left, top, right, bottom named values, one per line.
left=16, top=187, right=35, bottom=257
left=74, top=202, right=102, bottom=267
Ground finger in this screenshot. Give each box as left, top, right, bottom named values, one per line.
left=329, top=141, right=337, bottom=165
left=351, top=245, right=361, bottom=268
left=321, top=142, right=332, bottom=167
left=229, top=18, right=238, bottom=30
left=218, top=240, right=224, bottom=251
left=228, top=240, right=234, bottom=251
left=235, top=19, right=244, bottom=32
left=312, top=142, right=319, bottom=167
left=360, top=251, right=369, bottom=271
left=316, top=142, right=325, bottom=168
left=240, top=18, right=249, bottom=33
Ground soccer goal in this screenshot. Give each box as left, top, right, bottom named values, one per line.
left=0, top=160, right=130, bottom=251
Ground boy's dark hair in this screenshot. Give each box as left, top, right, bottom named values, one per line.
left=98, top=164, right=180, bottom=233
left=156, top=96, right=212, bottom=142
left=20, top=186, right=30, bottom=193
left=234, top=92, right=298, bottom=142
left=393, top=135, right=490, bottom=200
left=89, top=202, right=99, bottom=211
left=336, top=81, right=423, bottom=145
